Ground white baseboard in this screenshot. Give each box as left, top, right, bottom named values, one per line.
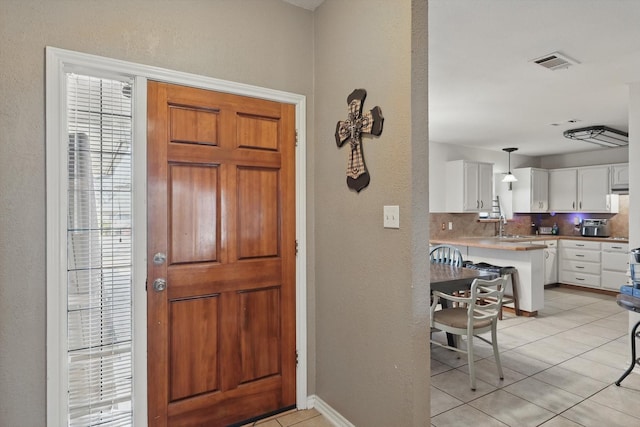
left=307, top=394, right=355, bottom=427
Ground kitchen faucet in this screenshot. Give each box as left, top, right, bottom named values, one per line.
left=494, top=195, right=507, bottom=238
left=498, top=214, right=507, bottom=238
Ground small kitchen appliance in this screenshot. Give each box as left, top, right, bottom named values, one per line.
left=580, top=218, right=610, bottom=237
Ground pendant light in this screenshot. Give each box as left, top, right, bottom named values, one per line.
left=502, top=147, right=518, bottom=183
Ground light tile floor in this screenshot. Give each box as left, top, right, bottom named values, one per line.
left=431, top=286, right=640, bottom=427
left=241, top=287, right=640, bottom=427
left=241, top=408, right=332, bottom=427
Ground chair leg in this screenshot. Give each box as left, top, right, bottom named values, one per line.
left=467, top=334, right=476, bottom=391
left=491, top=323, right=504, bottom=380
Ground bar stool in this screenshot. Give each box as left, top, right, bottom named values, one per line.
left=465, top=262, right=520, bottom=319
left=500, top=266, right=520, bottom=320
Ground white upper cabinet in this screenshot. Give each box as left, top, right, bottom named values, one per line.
left=549, top=168, right=578, bottom=211
left=578, top=166, right=612, bottom=212
left=478, top=162, right=494, bottom=211
left=446, top=160, right=494, bottom=212
left=611, top=163, right=629, bottom=190
left=549, top=165, right=618, bottom=213
left=512, top=167, right=549, bottom=212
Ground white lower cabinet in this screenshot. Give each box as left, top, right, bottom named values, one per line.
left=543, top=240, right=558, bottom=285
left=559, top=240, right=601, bottom=288
left=601, top=242, right=629, bottom=291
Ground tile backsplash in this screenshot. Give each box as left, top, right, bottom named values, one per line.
left=430, top=195, right=629, bottom=239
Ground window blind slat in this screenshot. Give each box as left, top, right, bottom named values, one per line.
left=66, top=73, right=134, bottom=427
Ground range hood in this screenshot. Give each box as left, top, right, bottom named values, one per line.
left=563, top=125, right=629, bottom=148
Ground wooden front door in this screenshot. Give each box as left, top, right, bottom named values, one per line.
left=147, top=81, right=296, bottom=426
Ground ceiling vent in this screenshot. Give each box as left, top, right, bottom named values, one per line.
left=532, top=51, right=579, bottom=70
left=563, top=125, right=629, bottom=148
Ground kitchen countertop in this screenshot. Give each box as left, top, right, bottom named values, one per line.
left=430, top=235, right=629, bottom=251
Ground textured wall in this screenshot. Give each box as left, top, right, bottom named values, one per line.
left=629, top=84, right=639, bottom=253
left=313, top=0, right=430, bottom=425
left=0, top=1, right=314, bottom=425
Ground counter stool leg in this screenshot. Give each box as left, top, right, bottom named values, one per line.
left=615, top=320, right=640, bottom=386
left=510, top=272, right=520, bottom=317
left=499, top=270, right=520, bottom=320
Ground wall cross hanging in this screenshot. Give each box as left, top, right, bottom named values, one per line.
left=335, top=89, right=384, bottom=192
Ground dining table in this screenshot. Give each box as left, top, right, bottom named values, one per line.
left=430, top=263, right=498, bottom=346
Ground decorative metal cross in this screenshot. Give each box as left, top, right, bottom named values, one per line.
left=335, top=89, right=384, bottom=192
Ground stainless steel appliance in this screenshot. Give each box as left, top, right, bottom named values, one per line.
left=580, top=218, right=610, bottom=237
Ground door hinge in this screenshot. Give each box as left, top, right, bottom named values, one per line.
left=296, top=350, right=299, bottom=366
left=295, top=130, right=298, bottom=147
left=145, top=278, right=148, bottom=292
left=295, top=239, right=298, bottom=256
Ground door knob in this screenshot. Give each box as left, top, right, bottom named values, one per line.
left=153, top=278, right=167, bottom=292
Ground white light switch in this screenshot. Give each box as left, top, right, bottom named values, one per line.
left=383, top=205, right=400, bottom=229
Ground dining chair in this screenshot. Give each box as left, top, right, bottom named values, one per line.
left=430, top=245, right=465, bottom=308
left=429, top=245, right=464, bottom=267
left=429, top=275, right=508, bottom=391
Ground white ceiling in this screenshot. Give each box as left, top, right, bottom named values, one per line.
left=285, top=0, right=640, bottom=156
left=429, top=0, right=640, bottom=156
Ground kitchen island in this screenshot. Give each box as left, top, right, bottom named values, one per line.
left=430, top=237, right=546, bottom=316
left=430, top=235, right=631, bottom=316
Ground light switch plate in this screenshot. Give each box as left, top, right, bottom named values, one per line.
left=383, top=205, right=400, bottom=229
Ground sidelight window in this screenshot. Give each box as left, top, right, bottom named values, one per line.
left=66, top=74, right=134, bottom=427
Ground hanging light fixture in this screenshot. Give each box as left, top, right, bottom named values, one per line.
left=563, top=125, right=628, bottom=148
left=502, top=147, right=518, bottom=184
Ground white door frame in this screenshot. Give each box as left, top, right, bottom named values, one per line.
left=45, top=46, right=308, bottom=427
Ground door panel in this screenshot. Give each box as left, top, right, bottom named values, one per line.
left=169, top=164, right=219, bottom=264
left=239, top=287, right=281, bottom=383
left=237, top=167, right=280, bottom=259
left=237, top=114, right=279, bottom=150
left=148, top=81, right=296, bottom=426
left=169, top=296, right=220, bottom=401
left=169, top=106, right=219, bottom=145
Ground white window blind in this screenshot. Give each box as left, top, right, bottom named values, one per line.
left=66, top=74, right=134, bottom=427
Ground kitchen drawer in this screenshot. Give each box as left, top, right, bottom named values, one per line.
left=560, top=240, right=601, bottom=251
left=602, top=242, right=629, bottom=252
left=544, top=240, right=558, bottom=248
left=601, top=270, right=629, bottom=290
left=563, top=261, right=601, bottom=275
left=562, top=248, right=601, bottom=263
left=602, top=251, right=629, bottom=272
left=560, top=270, right=600, bottom=287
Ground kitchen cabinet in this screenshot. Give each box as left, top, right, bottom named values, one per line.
left=549, top=166, right=618, bottom=213
left=578, top=166, right=613, bottom=212
left=549, top=168, right=577, bottom=211
left=445, top=160, right=493, bottom=212
left=512, top=167, right=548, bottom=212
left=601, top=242, right=629, bottom=291
left=611, top=163, right=629, bottom=191
left=543, top=240, right=558, bottom=285
left=559, top=239, right=601, bottom=288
